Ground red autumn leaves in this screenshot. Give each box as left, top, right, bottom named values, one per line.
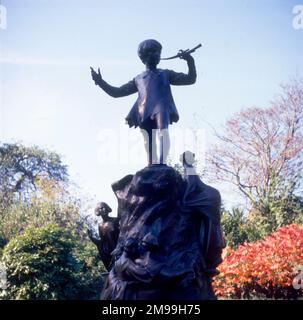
left=214, top=224, right=303, bottom=299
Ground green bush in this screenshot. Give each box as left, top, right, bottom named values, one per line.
left=0, top=185, right=82, bottom=244
left=221, top=208, right=249, bottom=248
left=72, top=239, right=105, bottom=300
left=0, top=224, right=105, bottom=300
left=221, top=199, right=303, bottom=247
left=0, top=236, right=6, bottom=257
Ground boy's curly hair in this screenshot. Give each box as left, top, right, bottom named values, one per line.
left=138, top=39, right=162, bottom=61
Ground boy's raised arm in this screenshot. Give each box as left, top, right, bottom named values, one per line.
left=168, top=54, right=197, bottom=86
left=91, top=67, right=137, bottom=98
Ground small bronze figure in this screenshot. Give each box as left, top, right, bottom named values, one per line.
left=88, top=202, right=119, bottom=271
left=91, top=40, right=197, bottom=165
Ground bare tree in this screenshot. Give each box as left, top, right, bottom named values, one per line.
left=207, top=78, right=303, bottom=214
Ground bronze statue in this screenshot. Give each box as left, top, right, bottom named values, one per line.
left=180, top=151, right=225, bottom=278
left=88, top=41, right=225, bottom=300
left=88, top=153, right=224, bottom=300
left=88, top=202, right=119, bottom=271
left=91, top=39, right=198, bottom=165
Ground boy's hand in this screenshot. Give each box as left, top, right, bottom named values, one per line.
left=179, top=50, right=194, bottom=62
left=90, top=67, right=102, bottom=85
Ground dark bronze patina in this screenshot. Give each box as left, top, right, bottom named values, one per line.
left=91, top=40, right=197, bottom=165
left=161, top=43, right=202, bottom=60
left=89, top=42, right=225, bottom=300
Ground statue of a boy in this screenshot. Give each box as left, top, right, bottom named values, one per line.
left=91, top=39, right=197, bottom=165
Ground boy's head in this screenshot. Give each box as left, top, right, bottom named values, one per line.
left=95, top=202, right=112, bottom=217
left=138, top=39, right=162, bottom=67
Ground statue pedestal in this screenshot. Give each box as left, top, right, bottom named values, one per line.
left=100, top=164, right=224, bottom=300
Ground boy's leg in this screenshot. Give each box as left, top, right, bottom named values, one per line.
left=140, top=122, right=157, bottom=165
left=155, top=113, right=170, bottom=164
left=158, top=129, right=170, bottom=164
left=151, top=128, right=158, bottom=164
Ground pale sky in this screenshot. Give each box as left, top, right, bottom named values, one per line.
left=1, top=0, right=303, bottom=213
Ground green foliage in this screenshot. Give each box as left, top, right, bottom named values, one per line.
left=0, top=142, right=68, bottom=220
left=221, top=196, right=303, bottom=247
left=0, top=189, right=82, bottom=244
left=221, top=208, right=249, bottom=248
left=270, top=194, right=303, bottom=227
left=0, top=236, right=6, bottom=258
left=244, top=215, right=271, bottom=243
left=0, top=236, right=6, bottom=249
left=0, top=143, right=67, bottom=197
left=0, top=224, right=105, bottom=300
left=0, top=142, right=84, bottom=244
left=72, top=240, right=105, bottom=299
left=245, top=194, right=303, bottom=242
left=0, top=143, right=105, bottom=300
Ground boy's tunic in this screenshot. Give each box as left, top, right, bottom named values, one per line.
left=126, top=69, right=179, bottom=129
left=97, top=59, right=196, bottom=129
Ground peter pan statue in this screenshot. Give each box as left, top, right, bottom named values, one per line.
left=91, top=39, right=200, bottom=165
